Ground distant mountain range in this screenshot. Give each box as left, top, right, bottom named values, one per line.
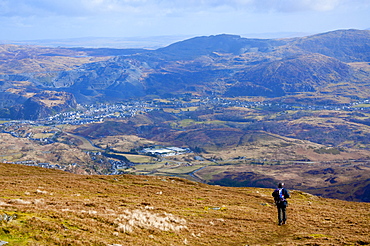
left=1, top=29, right=370, bottom=119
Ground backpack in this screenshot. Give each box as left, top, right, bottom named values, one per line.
left=273, top=188, right=287, bottom=204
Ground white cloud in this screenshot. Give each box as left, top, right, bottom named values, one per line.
left=230, top=0, right=369, bottom=12
left=1, top=0, right=368, bottom=18
left=0, top=0, right=87, bottom=16
left=0, top=0, right=368, bottom=40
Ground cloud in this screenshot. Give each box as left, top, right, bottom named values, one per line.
left=250, top=0, right=358, bottom=12
left=195, top=0, right=370, bottom=12
left=0, top=0, right=368, bottom=40
left=131, top=0, right=369, bottom=13
left=0, top=0, right=88, bottom=16
left=1, top=0, right=368, bottom=18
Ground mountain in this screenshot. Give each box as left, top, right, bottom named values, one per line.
left=155, top=34, right=285, bottom=60
left=1, top=29, right=370, bottom=119
left=45, top=29, right=370, bottom=99
left=0, top=162, right=368, bottom=245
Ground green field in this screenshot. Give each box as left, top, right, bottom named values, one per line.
left=159, top=164, right=207, bottom=174
left=178, top=119, right=226, bottom=127
left=353, top=103, right=370, bottom=108
left=33, top=133, right=54, bottom=139
left=122, top=154, right=154, bottom=163
left=124, top=163, right=165, bottom=175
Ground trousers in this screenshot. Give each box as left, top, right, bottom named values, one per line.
left=277, top=206, right=287, bottom=224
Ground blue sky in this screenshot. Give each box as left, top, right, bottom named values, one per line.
left=1, top=0, right=369, bottom=41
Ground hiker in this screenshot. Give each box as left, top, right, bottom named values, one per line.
left=272, top=182, right=290, bottom=225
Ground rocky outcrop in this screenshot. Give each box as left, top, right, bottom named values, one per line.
left=226, top=53, right=353, bottom=97
left=52, top=57, right=147, bottom=102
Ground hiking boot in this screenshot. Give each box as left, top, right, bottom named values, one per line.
left=282, top=221, right=286, bottom=225
left=278, top=222, right=282, bottom=226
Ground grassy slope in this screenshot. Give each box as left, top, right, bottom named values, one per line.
left=0, top=163, right=369, bottom=245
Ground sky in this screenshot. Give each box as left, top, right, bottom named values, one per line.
left=0, top=0, right=369, bottom=42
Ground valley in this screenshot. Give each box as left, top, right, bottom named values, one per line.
left=1, top=96, right=370, bottom=202
left=1, top=29, right=370, bottom=203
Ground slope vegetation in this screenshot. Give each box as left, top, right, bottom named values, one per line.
left=0, top=163, right=369, bottom=245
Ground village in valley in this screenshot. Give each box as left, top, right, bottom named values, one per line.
left=1, top=96, right=370, bottom=176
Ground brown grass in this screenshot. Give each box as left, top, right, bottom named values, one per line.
left=0, top=163, right=369, bottom=245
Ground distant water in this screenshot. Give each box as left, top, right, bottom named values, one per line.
left=0, top=32, right=312, bottom=49
left=0, top=35, right=194, bottom=49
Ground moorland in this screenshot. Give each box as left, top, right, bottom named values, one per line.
left=0, top=163, right=369, bottom=245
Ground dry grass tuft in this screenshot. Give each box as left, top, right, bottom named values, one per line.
left=115, top=209, right=188, bottom=233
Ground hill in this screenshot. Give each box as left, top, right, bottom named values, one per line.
left=229, top=53, right=352, bottom=97
left=291, top=29, right=370, bottom=62
left=155, top=34, right=285, bottom=60
left=0, top=163, right=369, bottom=245
left=9, top=90, right=77, bottom=120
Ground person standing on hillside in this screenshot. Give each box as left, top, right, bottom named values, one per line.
left=272, top=182, right=290, bottom=225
